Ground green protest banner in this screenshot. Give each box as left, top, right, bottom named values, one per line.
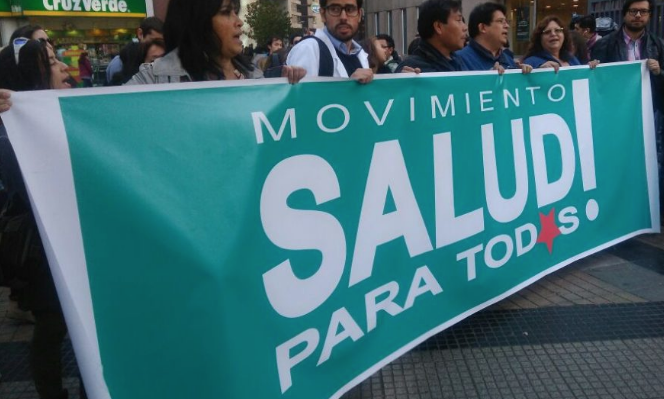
left=3, top=62, right=658, bottom=399
left=13, top=0, right=146, bottom=17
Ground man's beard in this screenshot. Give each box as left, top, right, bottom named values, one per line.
left=625, top=22, right=646, bottom=33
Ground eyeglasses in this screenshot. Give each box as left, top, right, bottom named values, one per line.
left=542, top=27, right=564, bottom=35
left=492, top=18, right=511, bottom=25
left=627, top=8, right=651, bottom=16
left=12, top=37, right=29, bottom=65
left=325, top=4, right=359, bottom=17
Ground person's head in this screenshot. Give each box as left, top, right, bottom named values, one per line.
left=290, top=33, right=303, bottom=46
left=361, top=36, right=387, bottom=72
left=0, top=39, right=70, bottom=91
left=575, top=15, right=596, bottom=39
left=375, top=33, right=395, bottom=58
left=525, top=16, right=573, bottom=61
left=622, top=0, right=653, bottom=33
left=10, top=25, right=48, bottom=43
left=468, top=2, right=509, bottom=51
left=417, top=0, right=466, bottom=56
left=80, top=51, right=88, bottom=59
left=138, top=17, right=164, bottom=42
left=267, top=37, right=283, bottom=54
left=407, top=37, right=421, bottom=55
left=140, top=38, right=166, bottom=63
left=320, top=0, right=363, bottom=43
left=164, top=0, right=248, bottom=81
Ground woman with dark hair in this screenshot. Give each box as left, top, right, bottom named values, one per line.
left=569, top=30, right=590, bottom=65
left=10, top=24, right=50, bottom=43
left=78, top=51, right=93, bottom=87
left=140, top=37, right=166, bottom=64
left=361, top=36, right=392, bottom=74
left=522, top=16, right=580, bottom=69
left=0, top=37, right=72, bottom=399
left=128, top=0, right=305, bottom=84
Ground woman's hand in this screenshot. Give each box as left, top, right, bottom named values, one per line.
left=588, top=59, right=601, bottom=69
left=492, top=62, right=506, bottom=75
left=539, top=60, right=560, bottom=73
left=0, top=90, right=12, bottom=113
left=281, top=66, right=307, bottom=84
left=400, top=66, right=421, bottom=74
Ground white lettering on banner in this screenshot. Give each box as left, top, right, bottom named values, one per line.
left=252, top=109, right=297, bottom=144
left=261, top=155, right=346, bottom=318
left=349, top=140, right=433, bottom=287
left=43, top=0, right=128, bottom=12
left=262, top=79, right=599, bottom=393
left=275, top=265, right=443, bottom=393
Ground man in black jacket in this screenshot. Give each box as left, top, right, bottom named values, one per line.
left=591, top=0, right=663, bottom=109
left=396, top=0, right=468, bottom=73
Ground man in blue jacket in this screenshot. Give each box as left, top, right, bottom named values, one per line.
left=456, top=2, right=531, bottom=73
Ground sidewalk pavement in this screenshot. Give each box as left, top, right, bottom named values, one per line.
left=2, top=234, right=664, bottom=399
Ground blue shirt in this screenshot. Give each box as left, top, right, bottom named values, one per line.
left=323, top=27, right=362, bottom=55
left=456, top=39, right=518, bottom=71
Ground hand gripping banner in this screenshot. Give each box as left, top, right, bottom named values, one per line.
left=2, top=61, right=659, bottom=399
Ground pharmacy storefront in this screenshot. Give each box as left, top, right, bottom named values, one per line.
left=0, top=0, right=152, bottom=84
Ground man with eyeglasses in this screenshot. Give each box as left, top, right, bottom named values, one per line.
left=456, top=2, right=531, bottom=74
left=593, top=0, right=664, bottom=219
left=287, top=0, right=373, bottom=83
left=395, top=0, right=468, bottom=73
left=592, top=0, right=663, bottom=77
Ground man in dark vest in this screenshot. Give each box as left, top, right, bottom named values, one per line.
left=287, top=0, right=373, bottom=83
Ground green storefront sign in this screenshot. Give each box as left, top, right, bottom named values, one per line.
left=0, top=0, right=11, bottom=15
left=12, top=0, right=146, bottom=17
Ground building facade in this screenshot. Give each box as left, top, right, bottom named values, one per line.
left=241, top=0, right=323, bottom=46
left=364, top=0, right=590, bottom=57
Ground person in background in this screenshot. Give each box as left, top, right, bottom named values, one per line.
left=127, top=0, right=305, bottom=84
left=78, top=51, right=93, bottom=87
left=258, top=36, right=284, bottom=72
left=569, top=30, right=590, bottom=65
left=289, top=32, right=303, bottom=47
left=396, top=0, right=468, bottom=73
left=140, top=38, right=166, bottom=64
left=106, top=17, right=164, bottom=85
left=574, top=14, right=601, bottom=59
left=0, top=37, right=72, bottom=399
left=361, top=36, right=392, bottom=74
left=375, top=34, right=401, bottom=72
left=10, top=25, right=50, bottom=43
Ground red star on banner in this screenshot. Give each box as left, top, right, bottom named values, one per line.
left=537, top=209, right=561, bottom=254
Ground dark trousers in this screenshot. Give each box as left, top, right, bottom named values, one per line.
left=31, top=310, right=68, bottom=399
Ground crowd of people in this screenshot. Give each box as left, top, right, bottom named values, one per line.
left=0, top=0, right=662, bottom=398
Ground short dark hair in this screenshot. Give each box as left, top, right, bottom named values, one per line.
left=376, top=34, right=395, bottom=48
left=577, top=15, right=596, bottom=32
left=320, top=0, right=363, bottom=8
left=140, top=17, right=164, bottom=37
left=622, top=0, right=654, bottom=16
left=266, top=37, right=282, bottom=47
left=418, top=0, right=462, bottom=40
left=164, top=0, right=251, bottom=81
left=468, top=2, right=507, bottom=39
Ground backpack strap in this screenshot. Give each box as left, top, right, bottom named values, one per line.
left=300, top=36, right=334, bottom=77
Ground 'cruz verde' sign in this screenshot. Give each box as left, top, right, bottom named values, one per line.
left=2, top=62, right=659, bottom=399
left=11, top=0, right=146, bottom=17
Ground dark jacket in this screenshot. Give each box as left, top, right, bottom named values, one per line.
left=0, top=125, right=60, bottom=314
left=456, top=39, right=518, bottom=71
left=396, top=39, right=468, bottom=73
left=522, top=50, right=581, bottom=68
left=591, top=26, right=664, bottom=112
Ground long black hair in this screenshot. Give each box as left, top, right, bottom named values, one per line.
left=0, top=39, right=51, bottom=91
left=163, top=0, right=252, bottom=81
